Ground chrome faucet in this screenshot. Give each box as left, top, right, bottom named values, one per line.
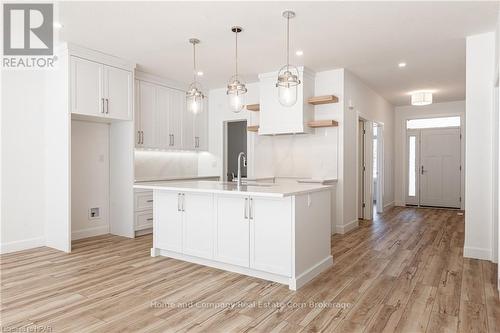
left=237, top=152, right=247, bottom=188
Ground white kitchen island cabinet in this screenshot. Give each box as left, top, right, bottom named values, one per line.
left=136, top=181, right=333, bottom=290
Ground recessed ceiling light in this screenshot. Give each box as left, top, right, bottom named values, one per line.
left=398, top=62, right=406, bottom=68
left=295, top=50, right=303, bottom=56
left=53, top=22, right=63, bottom=29
left=197, top=71, right=204, bottom=76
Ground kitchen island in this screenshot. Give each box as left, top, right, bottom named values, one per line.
left=134, top=180, right=333, bottom=290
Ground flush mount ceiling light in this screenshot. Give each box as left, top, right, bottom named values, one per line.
left=276, top=10, right=301, bottom=107
left=398, top=62, right=406, bottom=68
left=227, top=26, right=247, bottom=113
left=186, top=38, right=205, bottom=114
left=295, top=50, right=303, bottom=56
left=411, top=91, right=433, bottom=106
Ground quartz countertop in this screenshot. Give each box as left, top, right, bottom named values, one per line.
left=134, top=175, right=220, bottom=183
left=134, top=180, right=332, bottom=198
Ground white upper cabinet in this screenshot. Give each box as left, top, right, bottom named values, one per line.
left=135, top=77, right=207, bottom=151
left=71, top=57, right=103, bottom=117
left=258, top=67, right=315, bottom=135
left=70, top=56, right=133, bottom=121
left=104, top=66, right=132, bottom=120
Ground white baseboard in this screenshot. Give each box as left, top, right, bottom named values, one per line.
left=394, top=201, right=406, bottom=207
left=0, top=237, right=45, bottom=254
left=72, top=225, right=109, bottom=240
left=333, top=219, right=359, bottom=234
left=291, top=256, right=333, bottom=290
left=464, top=246, right=491, bottom=261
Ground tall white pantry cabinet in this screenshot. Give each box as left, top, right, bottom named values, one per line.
left=46, top=43, right=136, bottom=253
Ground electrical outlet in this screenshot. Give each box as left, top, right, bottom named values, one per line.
left=89, top=207, right=100, bottom=220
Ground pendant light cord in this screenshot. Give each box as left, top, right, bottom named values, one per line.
left=235, top=30, right=238, bottom=79
left=286, top=15, right=290, bottom=72
left=192, top=42, right=197, bottom=83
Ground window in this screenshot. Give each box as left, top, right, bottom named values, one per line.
left=408, top=136, right=416, bottom=197
left=406, top=116, right=460, bottom=129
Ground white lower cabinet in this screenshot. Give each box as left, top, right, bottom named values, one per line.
left=215, top=195, right=250, bottom=267
left=134, top=189, right=153, bottom=232
left=154, top=191, right=214, bottom=259
left=215, top=195, right=292, bottom=277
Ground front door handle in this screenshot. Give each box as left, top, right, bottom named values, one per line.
left=421, top=165, right=425, bottom=175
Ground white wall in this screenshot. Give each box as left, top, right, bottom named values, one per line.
left=465, top=32, right=496, bottom=261
left=1, top=71, right=47, bottom=253
left=394, top=101, right=466, bottom=207
left=71, top=120, right=110, bottom=240
left=340, top=70, right=395, bottom=233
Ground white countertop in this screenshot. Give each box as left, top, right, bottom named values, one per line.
left=134, top=175, right=220, bottom=183
left=134, top=180, right=333, bottom=198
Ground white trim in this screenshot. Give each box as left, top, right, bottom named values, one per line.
left=464, top=246, right=492, bottom=261
left=71, top=226, right=109, bottom=240
left=333, top=219, right=359, bottom=234
left=0, top=237, right=46, bottom=254
left=290, top=256, right=333, bottom=290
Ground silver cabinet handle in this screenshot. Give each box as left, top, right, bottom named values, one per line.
left=182, top=193, right=185, bottom=212
left=146, top=199, right=153, bottom=203
left=249, top=198, right=253, bottom=220
left=172, top=134, right=175, bottom=146
left=101, top=98, right=105, bottom=113
left=105, top=98, right=109, bottom=114
left=141, top=131, right=144, bottom=145
left=146, top=218, right=153, bottom=221
left=137, top=131, right=141, bottom=144
left=421, top=165, right=424, bottom=175
left=177, top=193, right=181, bottom=211
left=244, top=198, right=248, bottom=219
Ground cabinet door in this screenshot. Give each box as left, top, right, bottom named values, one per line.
left=182, top=107, right=195, bottom=150
left=70, top=56, right=103, bottom=117
left=104, top=66, right=132, bottom=120
left=194, top=104, right=208, bottom=151
left=155, top=191, right=183, bottom=252
left=138, top=81, right=156, bottom=148
left=169, top=89, right=184, bottom=149
left=215, top=195, right=249, bottom=267
left=156, top=86, right=171, bottom=149
left=182, top=193, right=214, bottom=259
left=250, top=197, right=292, bottom=276
left=134, top=80, right=141, bottom=147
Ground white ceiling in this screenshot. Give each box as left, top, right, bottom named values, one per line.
left=59, top=1, right=498, bottom=106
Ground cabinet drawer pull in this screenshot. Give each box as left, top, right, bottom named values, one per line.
left=105, top=98, right=109, bottom=114
left=249, top=198, right=253, bottom=220
left=182, top=193, right=185, bottom=212
left=177, top=193, right=181, bottom=211
left=146, top=218, right=153, bottom=221
left=146, top=199, right=153, bottom=203
left=172, top=134, right=175, bottom=146
left=101, top=98, right=105, bottom=113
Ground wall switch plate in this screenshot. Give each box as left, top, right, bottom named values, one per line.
left=89, top=207, right=100, bottom=220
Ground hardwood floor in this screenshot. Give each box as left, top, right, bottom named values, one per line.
left=1, top=207, right=499, bottom=332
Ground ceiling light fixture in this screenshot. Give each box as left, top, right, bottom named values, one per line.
left=411, top=91, right=433, bottom=106
left=186, top=38, right=205, bottom=114
left=296, top=50, right=303, bottom=56
left=398, top=62, right=406, bottom=68
left=226, top=26, right=247, bottom=113
left=276, top=10, right=301, bottom=107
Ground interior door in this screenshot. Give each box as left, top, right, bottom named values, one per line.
left=420, top=128, right=461, bottom=208
left=138, top=81, right=156, bottom=148
left=70, top=56, right=103, bottom=117
left=215, top=195, right=249, bottom=267
left=104, top=65, right=132, bottom=120
left=182, top=192, right=214, bottom=259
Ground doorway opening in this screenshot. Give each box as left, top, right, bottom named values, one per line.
left=373, top=123, right=384, bottom=215
left=224, top=120, right=247, bottom=182
left=358, top=119, right=366, bottom=219
left=405, top=116, right=462, bottom=208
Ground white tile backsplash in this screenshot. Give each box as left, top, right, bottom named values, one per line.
left=134, top=150, right=199, bottom=181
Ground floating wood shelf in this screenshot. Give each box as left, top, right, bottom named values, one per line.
left=246, top=104, right=260, bottom=111
left=307, top=95, right=339, bottom=105
left=307, top=120, right=338, bottom=128
left=247, top=125, right=260, bottom=132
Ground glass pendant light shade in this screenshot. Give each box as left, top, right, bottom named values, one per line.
left=186, top=81, right=204, bottom=114
left=186, top=38, right=205, bottom=114
left=276, top=11, right=301, bottom=107
left=227, top=26, right=247, bottom=113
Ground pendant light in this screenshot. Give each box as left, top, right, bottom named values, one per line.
left=276, top=10, right=301, bottom=107
left=227, top=26, right=247, bottom=113
left=186, top=38, right=205, bottom=114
